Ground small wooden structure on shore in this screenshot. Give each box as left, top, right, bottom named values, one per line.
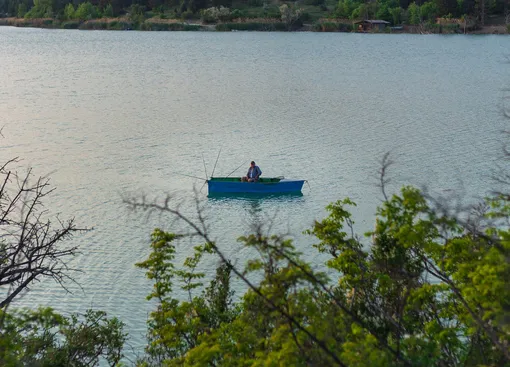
left=354, top=19, right=390, bottom=32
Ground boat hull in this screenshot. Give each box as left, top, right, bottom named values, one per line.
left=207, top=179, right=305, bottom=194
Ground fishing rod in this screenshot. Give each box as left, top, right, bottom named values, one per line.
left=202, top=153, right=208, bottom=180
left=210, top=147, right=222, bottom=178
left=226, top=159, right=249, bottom=178
left=172, top=172, right=208, bottom=181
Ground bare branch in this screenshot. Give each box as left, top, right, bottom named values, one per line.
left=377, top=152, right=394, bottom=202
left=0, top=160, right=86, bottom=308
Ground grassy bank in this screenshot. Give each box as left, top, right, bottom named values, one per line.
left=0, top=16, right=207, bottom=30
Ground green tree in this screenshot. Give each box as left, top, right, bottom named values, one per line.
left=102, top=2, right=113, bottom=16
left=63, top=2, right=74, bottom=18
left=389, top=6, right=404, bottom=24
left=24, top=0, right=53, bottom=18
left=435, top=0, right=458, bottom=15
left=420, top=0, right=438, bottom=20
left=376, top=3, right=393, bottom=21
left=74, top=1, right=98, bottom=19
left=335, top=0, right=357, bottom=18
left=279, top=3, right=303, bottom=30
left=408, top=1, right=421, bottom=23
left=16, top=2, right=26, bottom=16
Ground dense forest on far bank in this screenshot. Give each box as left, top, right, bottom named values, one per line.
left=0, top=0, right=509, bottom=33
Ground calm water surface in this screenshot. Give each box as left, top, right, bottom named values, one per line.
left=0, top=28, right=509, bottom=355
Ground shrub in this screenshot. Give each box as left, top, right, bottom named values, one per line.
left=183, top=24, right=201, bottom=30
left=108, top=20, right=131, bottom=30
left=201, top=7, right=232, bottom=23
left=279, top=4, right=303, bottom=30
left=230, top=9, right=244, bottom=19
left=215, top=23, right=229, bottom=31
left=79, top=20, right=108, bottom=29
left=61, top=20, right=80, bottom=28
left=181, top=10, right=194, bottom=20
left=201, top=8, right=217, bottom=23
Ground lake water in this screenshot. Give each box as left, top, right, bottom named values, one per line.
left=0, top=27, right=509, bottom=357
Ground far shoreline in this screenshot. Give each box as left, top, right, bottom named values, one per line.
left=0, top=17, right=508, bottom=34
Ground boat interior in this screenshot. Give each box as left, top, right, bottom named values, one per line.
left=209, top=177, right=282, bottom=183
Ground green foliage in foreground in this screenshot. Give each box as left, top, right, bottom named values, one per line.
left=136, top=187, right=510, bottom=366
left=0, top=185, right=508, bottom=366
left=0, top=308, right=126, bottom=366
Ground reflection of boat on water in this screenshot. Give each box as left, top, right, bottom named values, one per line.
left=208, top=191, right=304, bottom=201
left=207, top=177, right=305, bottom=195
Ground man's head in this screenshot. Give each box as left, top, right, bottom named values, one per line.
left=251, top=161, right=255, bottom=167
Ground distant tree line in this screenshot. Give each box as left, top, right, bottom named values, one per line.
left=0, top=0, right=508, bottom=25
left=0, top=0, right=234, bottom=20
left=334, top=0, right=508, bottom=26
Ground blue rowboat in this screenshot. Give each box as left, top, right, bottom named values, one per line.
left=207, top=177, right=305, bottom=195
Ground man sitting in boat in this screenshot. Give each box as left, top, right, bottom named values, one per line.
left=242, top=161, right=262, bottom=182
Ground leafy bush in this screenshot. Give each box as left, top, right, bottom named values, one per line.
left=61, top=20, right=79, bottom=28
